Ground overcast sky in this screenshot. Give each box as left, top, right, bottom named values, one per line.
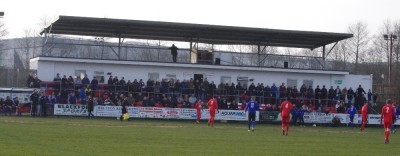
left=1, top=0, right=399, bottom=38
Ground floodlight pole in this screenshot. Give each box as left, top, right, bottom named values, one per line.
left=384, top=34, right=398, bottom=84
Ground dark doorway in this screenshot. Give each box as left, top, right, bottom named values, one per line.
left=194, top=74, right=204, bottom=83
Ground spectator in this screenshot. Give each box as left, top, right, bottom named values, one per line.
left=120, top=77, right=126, bottom=91
left=90, top=77, right=98, bottom=91
left=81, top=74, right=90, bottom=85
left=61, top=75, right=68, bottom=90
left=85, top=85, right=92, bottom=97
left=367, top=89, right=372, bottom=103
left=189, top=94, right=197, bottom=106
left=347, top=87, right=354, bottom=104
left=67, top=76, right=74, bottom=89
left=336, top=101, right=346, bottom=113
left=300, top=84, right=307, bottom=97
left=356, top=85, right=366, bottom=97
left=107, top=76, right=113, bottom=90
left=315, top=85, right=321, bottom=100
left=68, top=92, right=77, bottom=104
left=321, top=85, right=327, bottom=105
left=3, top=96, right=14, bottom=116
left=53, top=73, right=61, bottom=81
left=79, top=86, right=85, bottom=102
left=270, top=83, right=278, bottom=103
left=328, top=86, right=335, bottom=106
left=335, top=86, right=341, bottom=101
left=48, top=91, right=57, bottom=104
left=127, top=93, right=135, bottom=106
left=39, top=94, right=48, bottom=117
left=169, top=44, right=179, bottom=63
left=30, top=90, right=40, bottom=117
left=341, top=87, right=347, bottom=103
left=75, top=76, right=82, bottom=86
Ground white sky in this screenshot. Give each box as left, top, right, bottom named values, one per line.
left=1, top=0, right=400, bottom=38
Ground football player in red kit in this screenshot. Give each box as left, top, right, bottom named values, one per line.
left=360, top=103, right=368, bottom=131
left=195, top=99, right=203, bottom=123
left=381, top=99, right=395, bottom=144
left=207, top=97, right=219, bottom=127
left=280, top=97, right=293, bottom=136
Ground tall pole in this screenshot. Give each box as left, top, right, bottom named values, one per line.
left=389, top=36, right=392, bottom=84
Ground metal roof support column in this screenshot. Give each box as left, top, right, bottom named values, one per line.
left=189, top=40, right=192, bottom=63
left=257, top=44, right=261, bottom=66
left=118, top=37, right=122, bottom=60
left=322, top=45, right=326, bottom=69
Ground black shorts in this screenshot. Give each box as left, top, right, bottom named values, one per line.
left=248, top=113, right=256, bottom=121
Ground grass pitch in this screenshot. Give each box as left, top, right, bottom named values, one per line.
left=0, top=116, right=398, bottom=156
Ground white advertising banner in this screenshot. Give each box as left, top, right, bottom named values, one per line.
left=54, top=104, right=88, bottom=116
left=303, top=112, right=334, bottom=124
left=95, top=106, right=140, bottom=118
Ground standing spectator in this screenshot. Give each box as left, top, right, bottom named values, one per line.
left=30, top=90, right=40, bottom=117
left=367, top=89, right=372, bottom=103
left=321, top=85, right=328, bottom=105
left=53, top=73, right=61, bottom=81
left=79, top=86, right=86, bottom=102
left=107, top=76, right=113, bottom=91
left=336, top=101, right=346, bottom=113
left=341, top=87, right=347, bottom=104
left=13, top=97, right=19, bottom=115
left=347, top=87, right=354, bottom=105
left=81, top=74, right=90, bottom=85
left=169, top=44, right=179, bottom=63
left=113, top=76, right=120, bottom=91
left=270, top=83, right=278, bottom=104
left=67, top=76, right=74, bottom=89
left=48, top=91, right=57, bottom=104
left=3, top=96, right=14, bottom=116
left=39, top=94, right=48, bottom=117
left=356, top=85, right=366, bottom=97
left=209, top=81, right=216, bottom=96
left=328, top=86, right=335, bottom=106
left=279, top=83, right=286, bottom=101
left=90, top=77, right=98, bottom=92
left=300, top=84, right=307, bottom=98
left=335, top=86, right=341, bottom=101
left=314, top=85, right=321, bottom=101
left=61, top=75, right=68, bottom=91
left=120, top=77, right=126, bottom=91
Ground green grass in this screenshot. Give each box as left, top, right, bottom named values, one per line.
left=0, top=116, right=399, bottom=156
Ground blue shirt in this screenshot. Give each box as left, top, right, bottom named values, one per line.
left=245, top=101, right=259, bottom=114
left=348, top=106, right=357, bottom=117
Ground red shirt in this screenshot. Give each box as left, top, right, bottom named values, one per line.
left=361, top=104, right=368, bottom=116
left=280, top=100, right=293, bottom=117
left=195, top=102, right=202, bottom=111
left=381, top=105, right=395, bottom=123
left=207, top=98, right=218, bottom=110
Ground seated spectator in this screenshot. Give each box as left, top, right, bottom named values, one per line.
left=189, top=94, right=197, bottom=106
left=68, top=92, right=77, bottom=104
left=336, top=101, right=346, bottom=113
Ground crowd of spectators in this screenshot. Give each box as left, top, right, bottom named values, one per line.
left=28, top=73, right=379, bottom=114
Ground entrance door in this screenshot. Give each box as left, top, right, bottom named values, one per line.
left=194, top=74, right=204, bottom=83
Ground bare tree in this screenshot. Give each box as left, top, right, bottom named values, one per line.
left=0, top=20, right=7, bottom=38
left=347, top=21, right=370, bottom=74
